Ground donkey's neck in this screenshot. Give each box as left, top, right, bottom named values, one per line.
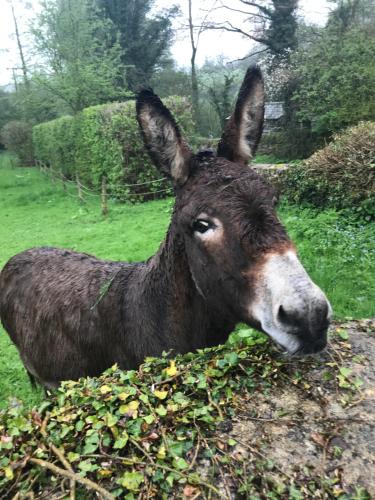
left=135, top=226, right=234, bottom=356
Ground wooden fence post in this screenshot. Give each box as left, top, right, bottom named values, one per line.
left=76, top=172, right=84, bottom=204
left=101, top=176, right=108, bottom=216
left=61, top=174, right=66, bottom=191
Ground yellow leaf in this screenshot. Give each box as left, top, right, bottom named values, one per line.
left=167, top=403, right=179, bottom=413
left=118, top=392, right=131, bottom=401
left=100, top=385, right=112, bottom=394
left=98, top=469, right=113, bottom=477
left=164, top=360, right=178, bottom=377
left=154, top=390, right=168, bottom=400
left=4, top=467, right=14, bottom=480
left=157, top=444, right=166, bottom=459
left=119, top=400, right=139, bottom=418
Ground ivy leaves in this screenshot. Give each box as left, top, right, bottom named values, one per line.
left=0, top=325, right=371, bottom=498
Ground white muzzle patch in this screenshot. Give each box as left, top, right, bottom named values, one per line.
left=250, top=251, right=331, bottom=354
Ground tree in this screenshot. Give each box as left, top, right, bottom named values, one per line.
left=96, top=0, right=178, bottom=90
left=0, top=89, right=20, bottom=144
left=150, top=62, right=191, bottom=99
left=10, top=0, right=29, bottom=89
left=326, top=0, right=375, bottom=33
left=13, top=75, right=63, bottom=123
left=292, top=2, right=375, bottom=136
left=188, top=0, right=200, bottom=128
left=206, top=0, right=298, bottom=64
left=31, top=0, right=127, bottom=114
left=208, top=74, right=235, bottom=129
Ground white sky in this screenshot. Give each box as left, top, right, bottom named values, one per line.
left=0, top=0, right=331, bottom=86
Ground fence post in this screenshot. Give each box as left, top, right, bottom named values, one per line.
left=101, top=176, right=108, bottom=216
left=50, top=165, right=55, bottom=183
left=76, top=172, right=84, bottom=204
left=61, top=173, right=66, bottom=192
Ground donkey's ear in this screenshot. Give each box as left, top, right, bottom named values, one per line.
left=136, top=89, right=192, bottom=186
left=217, top=66, right=264, bottom=164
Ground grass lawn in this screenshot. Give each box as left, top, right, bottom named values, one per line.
left=0, top=153, right=374, bottom=408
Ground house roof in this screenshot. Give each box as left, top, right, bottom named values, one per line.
left=265, top=101, right=284, bottom=120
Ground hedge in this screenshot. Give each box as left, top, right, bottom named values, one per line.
left=280, top=121, right=375, bottom=219
left=32, top=97, right=194, bottom=201
left=1, top=121, right=34, bottom=166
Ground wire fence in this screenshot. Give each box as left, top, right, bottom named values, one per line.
left=35, top=159, right=173, bottom=215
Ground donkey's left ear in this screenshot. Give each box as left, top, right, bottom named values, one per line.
left=136, top=89, right=193, bottom=186
left=217, top=66, right=265, bottom=165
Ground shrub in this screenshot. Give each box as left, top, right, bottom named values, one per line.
left=258, top=128, right=323, bottom=160
left=32, top=97, right=194, bottom=201
left=1, top=121, right=33, bottom=165
left=292, top=27, right=375, bottom=137
left=280, top=122, right=375, bottom=218
left=32, top=116, right=76, bottom=177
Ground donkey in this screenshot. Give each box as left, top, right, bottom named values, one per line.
left=0, top=67, right=331, bottom=389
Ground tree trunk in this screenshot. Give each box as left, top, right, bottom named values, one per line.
left=11, top=2, right=29, bottom=89
left=188, top=0, right=200, bottom=130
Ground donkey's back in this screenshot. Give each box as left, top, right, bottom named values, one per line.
left=0, top=247, right=136, bottom=388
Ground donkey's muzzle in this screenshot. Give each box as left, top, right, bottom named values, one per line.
left=249, top=250, right=332, bottom=355
left=277, top=300, right=330, bottom=354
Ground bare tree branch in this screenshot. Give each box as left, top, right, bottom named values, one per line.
left=239, top=0, right=272, bottom=17
left=204, top=21, right=267, bottom=45
left=10, top=0, right=29, bottom=88
left=207, top=2, right=270, bottom=21
left=228, top=47, right=268, bottom=63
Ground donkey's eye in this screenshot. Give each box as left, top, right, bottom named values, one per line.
left=192, top=219, right=212, bottom=234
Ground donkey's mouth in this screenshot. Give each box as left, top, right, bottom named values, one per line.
left=277, top=335, right=328, bottom=357
left=257, top=322, right=329, bottom=356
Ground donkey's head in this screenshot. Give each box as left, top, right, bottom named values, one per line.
left=137, top=67, right=331, bottom=355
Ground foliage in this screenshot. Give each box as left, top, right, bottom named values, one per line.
left=292, top=22, right=375, bottom=136
left=258, top=128, right=321, bottom=160
left=0, top=90, right=20, bottom=141
left=262, top=0, right=298, bottom=64
left=0, top=156, right=374, bottom=407
left=254, top=0, right=375, bottom=158
left=12, top=73, right=72, bottom=125
left=150, top=64, right=191, bottom=100
left=208, top=74, right=235, bottom=130
left=0, top=121, right=33, bottom=165
left=195, top=61, right=246, bottom=137
left=32, top=115, right=76, bottom=176
left=32, top=97, right=194, bottom=201
left=326, top=0, right=375, bottom=33
left=96, top=0, right=178, bottom=90
left=280, top=122, right=375, bottom=218
left=206, top=0, right=298, bottom=65
left=0, top=324, right=372, bottom=498
left=31, top=0, right=128, bottom=114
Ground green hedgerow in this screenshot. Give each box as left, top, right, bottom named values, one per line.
left=1, top=121, right=33, bottom=165
left=280, top=121, right=375, bottom=219
left=32, top=97, right=194, bottom=202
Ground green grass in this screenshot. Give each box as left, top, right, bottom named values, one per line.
left=253, top=153, right=289, bottom=164
left=0, top=153, right=374, bottom=408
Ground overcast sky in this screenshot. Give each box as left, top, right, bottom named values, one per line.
left=0, top=0, right=331, bottom=86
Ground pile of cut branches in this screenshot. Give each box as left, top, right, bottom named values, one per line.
left=0, top=324, right=373, bottom=499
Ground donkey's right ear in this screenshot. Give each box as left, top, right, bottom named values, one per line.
left=136, top=89, right=193, bottom=187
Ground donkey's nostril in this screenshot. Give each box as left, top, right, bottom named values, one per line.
left=278, top=305, right=286, bottom=322
left=277, top=300, right=331, bottom=336
left=277, top=305, right=301, bottom=327
left=320, top=301, right=330, bottom=321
